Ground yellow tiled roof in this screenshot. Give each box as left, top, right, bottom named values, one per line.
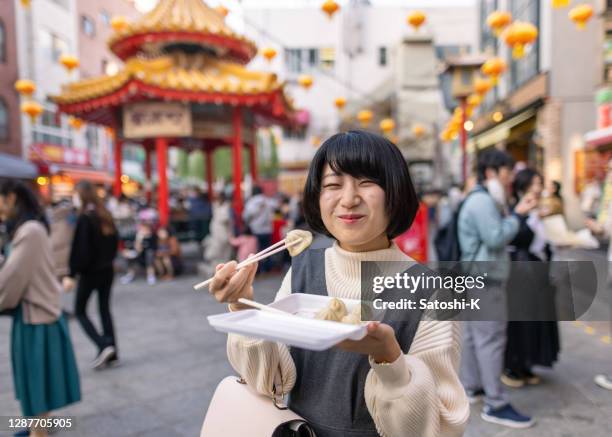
left=52, top=54, right=284, bottom=105
left=108, top=0, right=256, bottom=59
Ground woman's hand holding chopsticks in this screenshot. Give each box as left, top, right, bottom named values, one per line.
left=209, top=255, right=259, bottom=311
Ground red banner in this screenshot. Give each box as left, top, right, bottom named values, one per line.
left=394, top=203, right=428, bottom=263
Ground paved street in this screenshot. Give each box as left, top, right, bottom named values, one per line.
left=0, top=264, right=610, bottom=436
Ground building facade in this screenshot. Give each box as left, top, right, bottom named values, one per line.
left=0, top=0, right=139, bottom=195
left=471, top=0, right=600, bottom=227
left=241, top=1, right=478, bottom=194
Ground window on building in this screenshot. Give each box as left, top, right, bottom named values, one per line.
left=0, top=99, right=8, bottom=141
left=285, top=48, right=304, bottom=73
left=0, top=20, right=5, bottom=63
left=50, top=0, right=69, bottom=9
left=40, top=31, right=69, bottom=62
left=379, top=47, right=387, bottom=66
left=479, top=0, right=498, bottom=54
left=82, top=15, right=96, bottom=37
left=308, top=48, right=318, bottom=67
left=100, top=10, right=111, bottom=27
left=509, top=0, right=540, bottom=90
left=319, top=47, right=335, bottom=69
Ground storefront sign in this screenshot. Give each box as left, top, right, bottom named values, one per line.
left=123, top=102, right=193, bottom=139
left=29, top=144, right=90, bottom=166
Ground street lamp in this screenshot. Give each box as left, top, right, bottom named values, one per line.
left=443, top=54, right=487, bottom=183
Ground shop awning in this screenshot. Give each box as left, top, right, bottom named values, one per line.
left=42, top=164, right=114, bottom=184
left=584, top=126, right=612, bottom=149
left=0, top=153, right=38, bottom=179
left=469, top=108, right=537, bottom=151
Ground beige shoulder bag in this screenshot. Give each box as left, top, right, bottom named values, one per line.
left=200, top=375, right=316, bottom=437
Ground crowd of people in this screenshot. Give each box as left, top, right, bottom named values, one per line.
left=0, top=131, right=610, bottom=436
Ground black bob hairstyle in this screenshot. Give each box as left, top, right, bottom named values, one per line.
left=476, top=148, right=514, bottom=183
left=302, top=130, right=419, bottom=240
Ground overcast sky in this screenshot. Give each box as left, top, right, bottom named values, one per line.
left=135, top=0, right=476, bottom=13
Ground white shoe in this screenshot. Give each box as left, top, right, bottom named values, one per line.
left=147, top=274, right=156, bottom=285
left=92, top=346, right=116, bottom=370
left=594, top=374, right=612, bottom=390
left=120, top=272, right=135, bottom=284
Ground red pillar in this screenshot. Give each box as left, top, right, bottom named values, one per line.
left=113, top=139, right=123, bottom=198
left=205, top=146, right=214, bottom=202
left=144, top=143, right=152, bottom=205
left=249, top=143, right=258, bottom=184
left=460, top=97, right=468, bottom=184
left=156, top=138, right=169, bottom=227
left=232, top=107, right=243, bottom=231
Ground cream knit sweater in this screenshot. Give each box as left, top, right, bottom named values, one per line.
left=227, top=242, right=469, bottom=437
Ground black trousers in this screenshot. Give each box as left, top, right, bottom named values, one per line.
left=74, top=268, right=117, bottom=354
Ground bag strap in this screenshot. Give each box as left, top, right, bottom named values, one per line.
left=236, top=363, right=288, bottom=411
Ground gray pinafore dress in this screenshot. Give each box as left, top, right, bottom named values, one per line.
left=288, top=248, right=422, bottom=437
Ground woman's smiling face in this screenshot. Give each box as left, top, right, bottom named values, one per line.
left=319, top=164, right=390, bottom=252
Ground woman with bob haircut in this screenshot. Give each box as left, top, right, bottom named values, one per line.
left=210, top=131, right=469, bottom=436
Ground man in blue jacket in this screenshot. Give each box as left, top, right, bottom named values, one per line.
left=458, top=149, right=537, bottom=429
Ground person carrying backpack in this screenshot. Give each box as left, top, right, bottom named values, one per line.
left=457, top=149, right=537, bottom=429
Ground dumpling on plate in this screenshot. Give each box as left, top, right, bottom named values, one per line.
left=314, top=297, right=348, bottom=322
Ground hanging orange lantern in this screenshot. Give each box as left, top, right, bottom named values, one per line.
left=21, top=101, right=43, bottom=123
left=412, top=124, right=426, bottom=138
left=473, top=78, right=492, bottom=96
left=105, top=127, right=115, bottom=138
left=503, top=21, right=538, bottom=59
left=20, top=0, right=31, bottom=8
left=14, top=79, right=36, bottom=97
left=379, top=118, right=395, bottom=134
left=298, top=74, right=314, bottom=90
left=407, top=11, right=426, bottom=31
left=487, top=11, right=512, bottom=37
left=111, top=16, right=129, bottom=33
left=321, top=0, right=340, bottom=19
left=334, top=97, right=346, bottom=110
left=552, top=0, right=570, bottom=8
left=68, top=116, right=84, bottom=131
left=569, top=4, right=594, bottom=30
left=60, top=54, right=80, bottom=72
left=481, top=58, right=507, bottom=85
left=467, top=94, right=482, bottom=108
left=357, top=110, right=373, bottom=127
left=311, top=136, right=321, bottom=147
left=261, top=47, right=277, bottom=62
left=215, top=5, right=229, bottom=18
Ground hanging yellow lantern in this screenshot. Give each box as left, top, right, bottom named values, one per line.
left=60, top=54, right=80, bottom=72
left=215, top=5, right=229, bottom=18
left=334, top=97, right=346, bottom=110
left=14, top=79, right=36, bottom=97
left=473, top=78, right=492, bottom=96
left=481, top=58, right=507, bottom=85
left=261, top=47, right=277, bottom=62
left=503, top=21, right=538, bottom=59
left=357, top=110, right=373, bottom=127
left=311, top=136, right=321, bottom=147
left=321, top=0, right=340, bottom=19
left=467, top=94, right=482, bottom=108
left=412, top=124, right=426, bottom=138
left=552, top=0, right=570, bottom=8
left=389, top=135, right=399, bottom=144
left=111, top=16, right=129, bottom=33
left=379, top=118, right=395, bottom=134
left=68, top=116, right=84, bottom=131
left=487, top=11, right=512, bottom=37
left=20, top=0, right=31, bottom=8
left=407, top=11, right=426, bottom=31
left=21, top=101, right=43, bottom=123
left=298, top=74, right=314, bottom=90
left=569, top=4, right=594, bottom=30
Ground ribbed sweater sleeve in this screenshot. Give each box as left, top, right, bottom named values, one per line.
left=365, top=321, right=469, bottom=437
left=226, top=269, right=296, bottom=397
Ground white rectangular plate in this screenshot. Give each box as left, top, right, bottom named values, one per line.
left=207, top=294, right=368, bottom=351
